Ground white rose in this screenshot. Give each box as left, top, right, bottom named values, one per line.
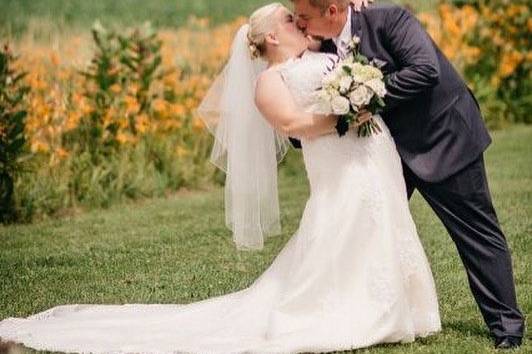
left=318, top=90, right=331, bottom=102
left=363, top=86, right=374, bottom=105
left=310, top=90, right=332, bottom=114
left=352, top=73, right=365, bottom=84
left=365, top=78, right=387, bottom=97
left=323, top=68, right=343, bottom=88
left=331, top=95, right=350, bottom=115
left=349, top=85, right=373, bottom=108
left=338, top=75, right=353, bottom=94
left=367, top=66, right=384, bottom=80
left=322, top=72, right=336, bottom=87
left=352, top=63, right=383, bottom=83
left=316, top=90, right=330, bottom=101
left=350, top=63, right=366, bottom=83
left=351, top=62, right=365, bottom=72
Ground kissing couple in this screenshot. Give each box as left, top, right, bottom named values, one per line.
left=0, top=0, right=524, bottom=352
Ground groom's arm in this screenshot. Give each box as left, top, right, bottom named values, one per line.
left=380, top=6, right=440, bottom=112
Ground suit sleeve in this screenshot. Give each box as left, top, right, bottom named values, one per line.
left=381, top=6, right=440, bottom=112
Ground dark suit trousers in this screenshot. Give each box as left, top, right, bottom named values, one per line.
left=402, top=154, right=525, bottom=339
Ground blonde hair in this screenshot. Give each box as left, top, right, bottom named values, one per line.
left=247, top=3, right=284, bottom=59
left=290, top=0, right=349, bottom=13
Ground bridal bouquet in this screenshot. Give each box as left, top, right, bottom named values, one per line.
left=315, top=36, right=387, bottom=137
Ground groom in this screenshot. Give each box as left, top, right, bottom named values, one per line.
left=289, top=0, right=525, bottom=348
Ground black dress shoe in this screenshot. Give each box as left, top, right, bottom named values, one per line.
left=495, top=336, right=522, bottom=349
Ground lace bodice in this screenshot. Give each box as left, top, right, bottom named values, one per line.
left=277, top=50, right=336, bottom=111
left=276, top=50, right=396, bottom=188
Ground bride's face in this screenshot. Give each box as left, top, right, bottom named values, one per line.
left=269, top=6, right=309, bottom=55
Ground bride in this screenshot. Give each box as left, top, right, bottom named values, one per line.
left=0, top=3, right=441, bottom=353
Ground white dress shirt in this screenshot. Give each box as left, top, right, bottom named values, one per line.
left=332, top=7, right=353, bottom=59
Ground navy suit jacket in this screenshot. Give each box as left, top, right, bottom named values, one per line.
left=289, top=4, right=491, bottom=183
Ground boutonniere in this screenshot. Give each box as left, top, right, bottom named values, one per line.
left=345, top=35, right=361, bottom=54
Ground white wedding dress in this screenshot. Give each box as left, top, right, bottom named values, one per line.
left=0, top=50, right=441, bottom=353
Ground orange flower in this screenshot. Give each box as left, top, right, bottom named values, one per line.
left=152, top=98, right=167, bottom=113
left=499, top=51, right=524, bottom=78
left=31, top=140, right=50, bottom=153
left=192, top=117, right=205, bottom=133
left=163, top=120, right=182, bottom=130
left=116, top=132, right=137, bottom=144
left=66, top=111, right=82, bottom=130
left=50, top=52, right=61, bottom=66
left=128, top=83, right=140, bottom=96
left=124, top=96, right=140, bottom=115
left=184, top=97, right=197, bottom=111
left=55, top=147, right=70, bottom=159
left=110, top=83, right=122, bottom=94
left=175, top=145, right=189, bottom=158
left=171, top=103, right=186, bottom=117
left=135, top=113, right=150, bottom=134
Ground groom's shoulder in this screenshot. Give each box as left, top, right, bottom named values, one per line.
left=361, top=2, right=411, bottom=20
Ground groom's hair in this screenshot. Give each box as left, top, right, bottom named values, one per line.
left=290, top=0, right=350, bottom=13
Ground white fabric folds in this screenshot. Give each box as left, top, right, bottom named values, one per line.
left=196, top=24, right=290, bottom=251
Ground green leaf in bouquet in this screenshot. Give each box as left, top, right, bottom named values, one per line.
left=342, top=65, right=352, bottom=75
left=343, top=112, right=356, bottom=124
left=354, top=54, right=369, bottom=65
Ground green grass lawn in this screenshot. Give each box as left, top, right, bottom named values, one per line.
left=1, top=0, right=437, bottom=38
left=0, top=125, right=530, bottom=353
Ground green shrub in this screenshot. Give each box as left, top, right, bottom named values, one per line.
left=0, top=44, right=29, bottom=223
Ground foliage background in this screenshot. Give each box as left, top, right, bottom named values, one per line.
left=0, top=0, right=529, bottom=222
left=0, top=1, right=530, bottom=353
left=0, top=0, right=436, bottom=38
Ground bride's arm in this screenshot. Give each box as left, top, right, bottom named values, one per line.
left=255, top=70, right=338, bottom=140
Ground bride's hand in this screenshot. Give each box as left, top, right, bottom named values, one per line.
left=351, top=0, right=374, bottom=12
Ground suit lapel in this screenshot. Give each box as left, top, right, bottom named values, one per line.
left=351, top=9, right=394, bottom=74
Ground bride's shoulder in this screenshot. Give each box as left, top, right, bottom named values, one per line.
left=302, top=50, right=338, bottom=63
left=298, top=51, right=338, bottom=73
left=255, top=68, right=286, bottom=97
left=256, top=58, right=296, bottom=84
left=257, top=67, right=282, bottom=84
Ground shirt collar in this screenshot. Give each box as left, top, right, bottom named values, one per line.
left=332, top=6, right=352, bottom=49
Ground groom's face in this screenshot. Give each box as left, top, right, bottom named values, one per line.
left=292, top=0, right=340, bottom=40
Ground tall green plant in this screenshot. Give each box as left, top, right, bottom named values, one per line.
left=118, top=22, right=170, bottom=119
left=71, top=21, right=170, bottom=157
left=0, top=44, right=29, bottom=223
left=74, top=21, right=124, bottom=157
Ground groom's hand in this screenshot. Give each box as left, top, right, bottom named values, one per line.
left=351, top=109, right=372, bottom=128
left=351, top=0, right=374, bottom=12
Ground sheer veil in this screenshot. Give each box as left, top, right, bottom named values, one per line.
left=196, top=24, right=290, bottom=250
